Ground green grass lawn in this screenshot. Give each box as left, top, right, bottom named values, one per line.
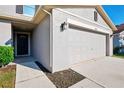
left=0, top=65, right=16, bottom=88
left=113, top=54, right=124, bottom=59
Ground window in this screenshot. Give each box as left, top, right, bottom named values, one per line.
left=94, top=11, right=98, bottom=22
left=23, top=5, right=35, bottom=16
left=16, top=5, right=23, bottom=14
left=16, top=5, right=35, bottom=16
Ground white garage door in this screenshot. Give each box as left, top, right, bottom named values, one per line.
left=68, top=26, right=106, bottom=64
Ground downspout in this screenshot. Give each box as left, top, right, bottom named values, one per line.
left=41, top=8, right=53, bottom=71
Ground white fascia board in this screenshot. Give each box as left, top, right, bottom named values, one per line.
left=67, top=18, right=110, bottom=34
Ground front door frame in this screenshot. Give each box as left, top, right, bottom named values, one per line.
left=15, top=32, right=31, bottom=57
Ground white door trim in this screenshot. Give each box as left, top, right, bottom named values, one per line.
left=15, top=32, right=31, bottom=57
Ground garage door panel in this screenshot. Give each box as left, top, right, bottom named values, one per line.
left=68, top=27, right=106, bottom=64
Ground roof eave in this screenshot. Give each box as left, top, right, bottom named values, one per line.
left=96, top=5, right=117, bottom=31
left=39, top=5, right=117, bottom=31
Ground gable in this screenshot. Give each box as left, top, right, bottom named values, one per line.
left=61, top=7, right=111, bottom=30
left=41, top=5, right=117, bottom=31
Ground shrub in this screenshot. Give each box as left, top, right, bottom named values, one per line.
left=113, top=46, right=124, bottom=54
left=113, top=47, right=120, bottom=54
left=0, top=46, right=14, bottom=67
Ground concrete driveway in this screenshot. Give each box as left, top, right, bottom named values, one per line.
left=71, top=57, right=124, bottom=88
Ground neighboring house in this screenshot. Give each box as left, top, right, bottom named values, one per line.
left=113, top=24, right=124, bottom=53
left=0, top=5, right=117, bottom=72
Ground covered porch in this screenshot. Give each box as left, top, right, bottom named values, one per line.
left=12, top=23, right=37, bottom=66
left=11, top=14, right=52, bottom=72
left=0, top=5, right=53, bottom=72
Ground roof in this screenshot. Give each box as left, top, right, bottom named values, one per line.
left=0, top=5, right=117, bottom=31
left=113, top=24, right=124, bottom=34
left=96, top=5, right=117, bottom=31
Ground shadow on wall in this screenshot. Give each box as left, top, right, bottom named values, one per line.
left=5, top=38, right=13, bottom=45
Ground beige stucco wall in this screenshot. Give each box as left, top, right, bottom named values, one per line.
left=62, top=8, right=111, bottom=29
left=52, top=8, right=113, bottom=72
left=106, top=34, right=113, bottom=56
left=0, top=5, right=32, bottom=21
left=32, top=15, right=51, bottom=72
left=0, top=21, right=12, bottom=46
left=110, top=36, right=113, bottom=56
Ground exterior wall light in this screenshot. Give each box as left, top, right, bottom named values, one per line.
left=60, top=22, right=68, bottom=31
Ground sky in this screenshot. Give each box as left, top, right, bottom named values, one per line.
left=102, top=5, right=124, bottom=25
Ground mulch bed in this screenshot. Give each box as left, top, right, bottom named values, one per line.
left=46, top=69, right=85, bottom=88
left=0, top=65, right=16, bottom=72
left=0, top=64, right=16, bottom=88
left=35, top=61, right=85, bottom=88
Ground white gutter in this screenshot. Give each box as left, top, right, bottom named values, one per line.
left=67, top=18, right=110, bottom=34
left=41, top=8, right=53, bottom=69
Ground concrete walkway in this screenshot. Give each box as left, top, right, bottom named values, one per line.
left=15, top=56, right=124, bottom=88
left=71, top=57, right=124, bottom=88
left=15, top=58, right=55, bottom=88
left=70, top=78, right=103, bottom=88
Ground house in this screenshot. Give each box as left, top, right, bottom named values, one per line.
left=113, top=24, right=124, bottom=53
left=0, top=5, right=117, bottom=72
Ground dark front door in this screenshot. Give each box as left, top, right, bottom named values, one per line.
left=17, top=33, right=29, bottom=56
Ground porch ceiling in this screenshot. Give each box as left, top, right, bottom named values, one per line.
left=12, top=21, right=37, bottom=30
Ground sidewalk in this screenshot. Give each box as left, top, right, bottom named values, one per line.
left=15, top=61, right=55, bottom=88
